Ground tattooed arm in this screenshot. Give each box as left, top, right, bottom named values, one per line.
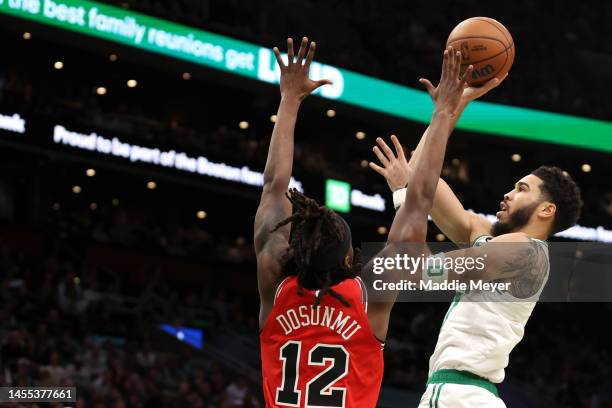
left=502, top=239, right=549, bottom=298
left=428, top=233, right=549, bottom=298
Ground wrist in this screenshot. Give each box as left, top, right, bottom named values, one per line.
left=390, top=181, right=408, bottom=192
left=454, top=100, right=469, bottom=115
left=280, top=94, right=303, bottom=105
left=432, top=107, right=454, bottom=117
left=393, top=187, right=407, bottom=210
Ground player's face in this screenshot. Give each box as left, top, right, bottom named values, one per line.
left=492, top=174, right=544, bottom=235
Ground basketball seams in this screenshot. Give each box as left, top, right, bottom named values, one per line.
left=446, top=17, right=515, bottom=85
left=447, top=35, right=506, bottom=45
left=483, top=45, right=509, bottom=85
left=450, top=44, right=512, bottom=67
left=447, top=36, right=515, bottom=60
left=468, top=47, right=509, bottom=85
left=473, top=17, right=512, bottom=47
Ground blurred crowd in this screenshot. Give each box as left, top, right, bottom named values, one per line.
left=96, top=0, right=612, bottom=119
left=0, top=218, right=261, bottom=407
left=381, top=302, right=612, bottom=407
left=50, top=201, right=253, bottom=264
left=1, top=3, right=612, bottom=407
left=1, top=55, right=609, bottom=229
left=1, top=187, right=611, bottom=407
left=3, top=22, right=611, bottom=229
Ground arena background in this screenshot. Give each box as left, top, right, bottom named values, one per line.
left=0, top=0, right=611, bottom=407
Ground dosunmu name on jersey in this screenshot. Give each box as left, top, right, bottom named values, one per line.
left=275, top=305, right=362, bottom=340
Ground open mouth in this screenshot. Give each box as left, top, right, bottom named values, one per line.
left=496, top=202, right=508, bottom=218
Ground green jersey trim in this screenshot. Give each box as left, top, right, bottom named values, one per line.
left=427, top=369, right=499, bottom=398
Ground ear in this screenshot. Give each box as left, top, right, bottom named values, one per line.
left=538, top=202, right=556, bottom=222
left=343, top=254, right=352, bottom=270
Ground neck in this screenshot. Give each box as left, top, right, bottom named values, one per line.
left=516, top=223, right=549, bottom=241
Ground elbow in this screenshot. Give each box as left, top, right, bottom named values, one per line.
left=389, top=217, right=427, bottom=243
left=263, top=174, right=287, bottom=195
left=263, top=170, right=276, bottom=187
left=406, top=184, right=435, bottom=214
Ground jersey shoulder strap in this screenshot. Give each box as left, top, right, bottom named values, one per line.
left=273, top=276, right=293, bottom=305
left=472, top=234, right=492, bottom=247
left=354, top=277, right=368, bottom=312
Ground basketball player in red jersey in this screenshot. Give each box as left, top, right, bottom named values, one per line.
left=255, top=37, right=471, bottom=407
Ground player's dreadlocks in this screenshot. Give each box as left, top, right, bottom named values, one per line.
left=271, top=189, right=361, bottom=307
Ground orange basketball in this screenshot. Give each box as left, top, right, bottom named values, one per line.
left=446, top=17, right=514, bottom=86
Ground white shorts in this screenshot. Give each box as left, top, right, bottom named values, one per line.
left=418, top=383, right=506, bottom=408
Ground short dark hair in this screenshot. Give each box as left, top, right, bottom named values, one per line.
left=531, top=166, right=582, bottom=235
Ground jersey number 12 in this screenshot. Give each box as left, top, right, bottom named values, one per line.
left=276, top=341, right=349, bottom=407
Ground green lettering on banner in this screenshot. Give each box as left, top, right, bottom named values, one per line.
left=1, top=0, right=612, bottom=153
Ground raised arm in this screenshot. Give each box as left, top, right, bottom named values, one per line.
left=366, top=48, right=472, bottom=340
left=387, top=48, right=472, bottom=244
left=254, top=37, right=331, bottom=323
left=370, top=73, right=507, bottom=245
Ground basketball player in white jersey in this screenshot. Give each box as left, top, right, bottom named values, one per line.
left=369, top=69, right=582, bottom=406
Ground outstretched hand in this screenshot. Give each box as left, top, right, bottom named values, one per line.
left=369, top=135, right=411, bottom=192
left=419, top=49, right=507, bottom=111
left=273, top=37, right=332, bottom=102
left=420, top=46, right=473, bottom=114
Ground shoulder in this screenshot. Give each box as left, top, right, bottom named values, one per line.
left=484, top=233, right=546, bottom=264
left=487, top=232, right=530, bottom=243
left=493, top=236, right=549, bottom=299
left=469, top=231, right=528, bottom=247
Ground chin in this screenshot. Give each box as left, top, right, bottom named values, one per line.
left=490, top=221, right=512, bottom=237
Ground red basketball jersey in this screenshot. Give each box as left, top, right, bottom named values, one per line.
left=260, top=276, right=384, bottom=408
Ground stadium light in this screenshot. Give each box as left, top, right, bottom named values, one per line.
left=89, top=203, right=98, bottom=210
left=511, top=153, right=522, bottom=162
left=109, top=54, right=118, bottom=62
left=54, top=61, right=64, bottom=70
left=72, top=185, right=82, bottom=194
left=127, top=79, right=138, bottom=88
left=197, top=210, right=207, bottom=219
left=147, top=181, right=157, bottom=190
left=23, top=32, right=32, bottom=40
left=159, top=324, right=203, bottom=349
left=239, top=121, right=249, bottom=129
left=96, top=87, right=107, bottom=95
left=270, top=115, right=277, bottom=123
left=377, top=226, right=388, bottom=235
left=182, top=72, right=191, bottom=80
left=326, top=109, right=336, bottom=118
left=355, top=131, right=366, bottom=140
left=4, top=0, right=612, bottom=153
left=86, top=168, right=96, bottom=177
left=582, top=164, right=591, bottom=173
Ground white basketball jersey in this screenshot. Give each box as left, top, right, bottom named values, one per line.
left=428, top=235, right=549, bottom=383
